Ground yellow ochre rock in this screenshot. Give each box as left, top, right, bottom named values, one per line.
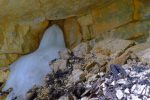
left=0, top=0, right=150, bottom=67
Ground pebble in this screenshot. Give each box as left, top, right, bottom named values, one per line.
left=111, top=81, right=115, bottom=85
left=81, top=97, right=89, bottom=100
left=124, top=88, right=130, bottom=94
left=116, top=89, right=123, bottom=99
left=116, top=79, right=127, bottom=84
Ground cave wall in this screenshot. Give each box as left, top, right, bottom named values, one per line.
left=0, top=0, right=150, bottom=67
left=63, top=0, right=150, bottom=47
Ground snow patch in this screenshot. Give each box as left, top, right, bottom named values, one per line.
left=3, top=25, right=66, bottom=100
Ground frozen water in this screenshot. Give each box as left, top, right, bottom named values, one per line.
left=2, top=25, right=66, bottom=100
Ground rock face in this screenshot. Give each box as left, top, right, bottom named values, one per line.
left=0, top=0, right=150, bottom=67
left=91, top=39, right=135, bottom=56
left=0, top=0, right=99, bottom=22
left=0, top=0, right=99, bottom=67
left=0, top=21, right=49, bottom=67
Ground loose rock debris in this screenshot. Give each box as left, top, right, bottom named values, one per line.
left=1, top=39, right=150, bottom=100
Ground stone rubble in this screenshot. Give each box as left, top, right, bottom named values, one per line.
left=93, top=63, right=150, bottom=100
left=1, top=39, right=150, bottom=100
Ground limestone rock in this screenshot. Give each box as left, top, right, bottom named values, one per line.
left=77, top=14, right=93, bottom=40
left=0, top=67, right=9, bottom=84
left=0, top=20, right=49, bottom=67
left=127, top=42, right=150, bottom=54
left=0, top=73, right=9, bottom=100
left=91, top=39, right=135, bottom=56
left=84, top=53, right=107, bottom=73
left=116, top=89, right=123, bottom=99
left=0, top=21, right=49, bottom=54
left=64, top=18, right=82, bottom=48
left=59, top=49, right=71, bottom=60
left=108, top=50, right=133, bottom=65
left=58, top=95, right=69, bottom=100
left=51, top=59, right=67, bottom=73
left=0, top=0, right=99, bottom=22
left=100, top=41, right=150, bottom=66
left=73, top=42, right=91, bottom=58
left=0, top=0, right=150, bottom=68
left=76, top=0, right=150, bottom=42
left=0, top=53, right=20, bottom=67
left=113, top=20, right=150, bottom=42
left=137, top=48, right=150, bottom=64
left=81, top=97, right=89, bottom=100
left=85, top=61, right=96, bottom=70
left=91, top=0, right=133, bottom=35
left=133, top=0, right=150, bottom=20
left=68, top=69, right=84, bottom=84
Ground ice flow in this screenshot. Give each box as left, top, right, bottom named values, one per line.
left=3, top=25, right=66, bottom=100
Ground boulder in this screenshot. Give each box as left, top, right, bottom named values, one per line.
left=68, top=69, right=84, bottom=84
left=51, top=59, right=67, bottom=73
left=91, top=39, right=135, bottom=56
left=73, top=42, right=91, bottom=58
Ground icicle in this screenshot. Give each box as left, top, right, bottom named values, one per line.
left=3, top=25, right=66, bottom=100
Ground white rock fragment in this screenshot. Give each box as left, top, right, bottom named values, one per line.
left=89, top=98, right=99, bottom=100
left=116, top=89, right=124, bottom=99
left=131, top=84, right=146, bottom=95
left=130, top=94, right=141, bottom=100
left=81, top=97, right=89, bottom=100
left=99, top=72, right=105, bottom=76
left=131, top=85, right=136, bottom=92
left=145, top=86, right=150, bottom=96
left=51, top=59, right=67, bottom=72
left=68, top=69, right=84, bottom=84
left=58, top=95, right=69, bottom=100
left=147, top=98, right=150, bottom=100
left=111, top=81, right=115, bottom=85
left=124, top=88, right=130, bottom=94
left=116, top=79, right=127, bottom=84
left=143, top=96, right=148, bottom=100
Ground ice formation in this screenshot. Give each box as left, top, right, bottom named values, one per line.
left=3, top=25, right=66, bottom=100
